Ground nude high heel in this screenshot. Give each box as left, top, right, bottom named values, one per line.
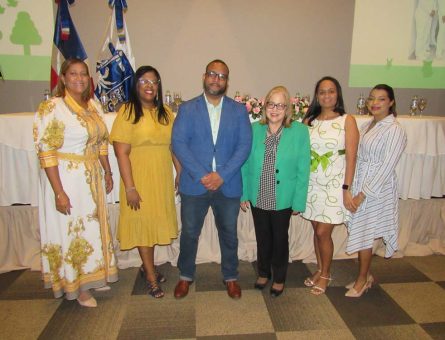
left=345, top=276, right=374, bottom=298
left=310, top=275, right=332, bottom=296
left=304, top=269, right=321, bottom=287
left=345, top=274, right=374, bottom=289
left=77, top=296, right=97, bottom=307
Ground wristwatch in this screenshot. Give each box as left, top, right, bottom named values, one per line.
left=342, top=184, right=349, bottom=190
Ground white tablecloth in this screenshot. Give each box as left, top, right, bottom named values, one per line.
left=0, top=113, right=120, bottom=206
left=1, top=198, right=444, bottom=273
left=0, top=113, right=444, bottom=206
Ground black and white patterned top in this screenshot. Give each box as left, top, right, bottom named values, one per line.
left=256, top=125, right=283, bottom=210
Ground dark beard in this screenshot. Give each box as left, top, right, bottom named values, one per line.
left=204, top=82, right=226, bottom=96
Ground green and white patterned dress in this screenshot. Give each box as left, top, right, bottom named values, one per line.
left=301, top=114, right=348, bottom=224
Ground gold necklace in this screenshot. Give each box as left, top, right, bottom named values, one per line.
left=63, top=98, right=91, bottom=116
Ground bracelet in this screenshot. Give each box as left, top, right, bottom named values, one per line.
left=104, top=171, right=113, bottom=175
left=125, top=186, right=136, bottom=193
left=56, top=191, right=64, bottom=199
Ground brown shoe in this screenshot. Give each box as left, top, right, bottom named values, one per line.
left=174, top=280, right=191, bottom=299
left=225, top=280, right=242, bottom=299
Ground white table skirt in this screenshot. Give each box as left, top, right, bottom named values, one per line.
left=0, top=113, right=444, bottom=206
left=1, top=198, right=444, bottom=273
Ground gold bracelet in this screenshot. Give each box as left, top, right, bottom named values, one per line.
left=104, top=171, right=113, bottom=175
left=125, top=186, right=136, bottom=193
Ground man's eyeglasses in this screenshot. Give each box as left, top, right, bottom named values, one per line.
left=205, top=71, right=228, bottom=81
left=138, top=79, right=160, bottom=86
left=266, top=102, right=287, bottom=111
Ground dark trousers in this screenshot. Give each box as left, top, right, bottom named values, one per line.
left=251, top=206, right=292, bottom=284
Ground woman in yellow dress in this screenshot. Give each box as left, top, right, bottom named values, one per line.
left=110, top=66, right=179, bottom=298
left=34, top=58, right=118, bottom=308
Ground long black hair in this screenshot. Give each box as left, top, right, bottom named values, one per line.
left=304, top=76, right=346, bottom=126
left=124, top=65, right=169, bottom=125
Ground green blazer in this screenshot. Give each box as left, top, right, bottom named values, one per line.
left=241, top=121, right=310, bottom=212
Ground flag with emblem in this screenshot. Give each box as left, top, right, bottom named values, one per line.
left=95, top=0, right=135, bottom=111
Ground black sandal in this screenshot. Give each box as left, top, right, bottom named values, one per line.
left=147, top=281, right=164, bottom=298
left=139, top=265, right=166, bottom=283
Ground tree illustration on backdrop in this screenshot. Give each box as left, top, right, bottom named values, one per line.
left=10, top=11, right=42, bottom=56
left=7, top=0, right=19, bottom=7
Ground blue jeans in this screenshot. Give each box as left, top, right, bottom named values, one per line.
left=178, top=190, right=240, bottom=281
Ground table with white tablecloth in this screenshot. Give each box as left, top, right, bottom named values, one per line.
left=1, top=113, right=444, bottom=206
left=0, top=112, right=444, bottom=273
left=0, top=112, right=121, bottom=206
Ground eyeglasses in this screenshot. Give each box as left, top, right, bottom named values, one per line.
left=266, top=102, right=287, bottom=111
left=205, top=71, right=228, bottom=81
left=138, top=79, right=160, bottom=86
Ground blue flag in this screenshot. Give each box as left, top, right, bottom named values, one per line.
left=95, top=1, right=134, bottom=111
left=95, top=43, right=134, bottom=112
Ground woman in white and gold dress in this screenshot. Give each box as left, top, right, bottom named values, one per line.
left=33, top=58, right=118, bottom=307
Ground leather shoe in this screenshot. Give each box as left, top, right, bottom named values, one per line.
left=254, top=282, right=267, bottom=290
left=254, top=277, right=269, bottom=290
left=270, top=287, right=284, bottom=297
left=225, top=280, right=242, bottom=299
left=174, top=280, right=191, bottom=299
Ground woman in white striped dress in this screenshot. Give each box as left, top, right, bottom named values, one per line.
left=345, top=84, right=407, bottom=297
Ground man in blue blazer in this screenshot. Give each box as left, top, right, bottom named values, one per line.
left=172, top=59, right=252, bottom=299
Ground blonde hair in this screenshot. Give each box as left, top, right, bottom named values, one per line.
left=259, top=85, right=292, bottom=127
left=55, top=58, right=92, bottom=102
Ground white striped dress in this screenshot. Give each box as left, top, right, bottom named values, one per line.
left=346, top=115, right=407, bottom=257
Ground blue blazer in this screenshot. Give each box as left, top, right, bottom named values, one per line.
left=172, top=94, right=252, bottom=197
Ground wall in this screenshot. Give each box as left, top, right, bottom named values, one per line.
left=1, top=0, right=444, bottom=115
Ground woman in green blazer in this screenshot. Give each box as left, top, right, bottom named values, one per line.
left=241, top=86, right=310, bottom=297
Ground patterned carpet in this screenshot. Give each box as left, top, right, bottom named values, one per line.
left=1, top=255, right=445, bottom=339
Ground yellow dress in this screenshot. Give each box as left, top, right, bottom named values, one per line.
left=109, top=105, right=178, bottom=249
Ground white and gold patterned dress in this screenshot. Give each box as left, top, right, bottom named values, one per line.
left=33, top=93, right=118, bottom=300
left=302, top=115, right=348, bottom=224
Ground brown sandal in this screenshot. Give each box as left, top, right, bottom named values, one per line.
left=147, top=281, right=164, bottom=298
left=139, top=265, right=166, bottom=283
